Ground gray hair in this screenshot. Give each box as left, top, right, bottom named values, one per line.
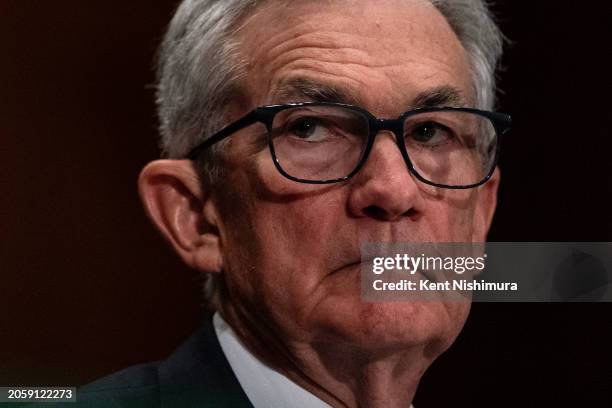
left=155, top=0, right=504, bottom=303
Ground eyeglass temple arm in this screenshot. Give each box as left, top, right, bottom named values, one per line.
left=488, top=112, right=512, bottom=135
left=187, top=110, right=259, bottom=160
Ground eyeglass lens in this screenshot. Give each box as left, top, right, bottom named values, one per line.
left=270, top=105, right=497, bottom=187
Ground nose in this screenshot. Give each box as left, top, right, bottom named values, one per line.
left=347, top=131, right=421, bottom=221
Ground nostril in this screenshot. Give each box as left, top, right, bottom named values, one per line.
left=363, top=205, right=387, bottom=220
left=363, top=205, right=418, bottom=221
left=402, top=208, right=419, bottom=221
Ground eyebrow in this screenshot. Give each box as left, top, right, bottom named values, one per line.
left=273, top=78, right=362, bottom=105
left=273, top=78, right=468, bottom=110
left=411, top=86, right=466, bottom=109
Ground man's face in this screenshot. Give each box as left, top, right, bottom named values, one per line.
left=212, top=0, right=496, bottom=353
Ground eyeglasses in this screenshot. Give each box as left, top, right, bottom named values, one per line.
left=187, top=102, right=511, bottom=189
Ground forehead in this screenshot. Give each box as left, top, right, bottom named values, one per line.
left=236, top=0, right=473, bottom=113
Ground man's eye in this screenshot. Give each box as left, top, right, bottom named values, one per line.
left=408, top=122, right=453, bottom=146
left=286, top=117, right=330, bottom=141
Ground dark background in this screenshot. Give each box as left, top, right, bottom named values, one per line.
left=1, top=1, right=611, bottom=407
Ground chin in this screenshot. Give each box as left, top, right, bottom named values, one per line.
left=311, top=298, right=470, bottom=354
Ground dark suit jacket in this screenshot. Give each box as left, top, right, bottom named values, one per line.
left=61, top=322, right=254, bottom=408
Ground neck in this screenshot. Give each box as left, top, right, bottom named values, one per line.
left=284, top=342, right=426, bottom=408
left=219, top=303, right=431, bottom=408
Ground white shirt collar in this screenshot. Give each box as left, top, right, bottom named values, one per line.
left=213, top=312, right=332, bottom=408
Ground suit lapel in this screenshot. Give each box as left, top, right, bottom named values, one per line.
left=158, top=319, right=253, bottom=408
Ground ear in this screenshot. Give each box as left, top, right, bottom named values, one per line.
left=472, top=167, right=500, bottom=242
left=138, top=159, right=223, bottom=273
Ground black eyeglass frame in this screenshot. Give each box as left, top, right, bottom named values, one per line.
left=186, top=102, right=512, bottom=189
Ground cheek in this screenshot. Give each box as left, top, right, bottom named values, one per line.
left=218, top=141, right=348, bottom=294
left=251, top=195, right=347, bottom=280
left=420, top=192, right=478, bottom=241
left=218, top=170, right=349, bottom=311
left=220, top=195, right=353, bottom=338
left=232, top=151, right=349, bottom=279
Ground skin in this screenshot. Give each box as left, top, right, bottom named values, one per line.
left=139, top=1, right=500, bottom=407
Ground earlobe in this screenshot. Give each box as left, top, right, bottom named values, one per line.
left=473, top=167, right=500, bottom=242
left=138, top=160, right=223, bottom=273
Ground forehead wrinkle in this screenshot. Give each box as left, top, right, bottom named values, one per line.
left=267, top=47, right=424, bottom=74
left=266, top=56, right=470, bottom=107
left=253, top=46, right=408, bottom=106
left=238, top=0, right=473, bottom=109
left=240, top=0, right=463, bottom=61
left=243, top=0, right=440, bottom=42
left=255, top=27, right=431, bottom=74
left=263, top=29, right=372, bottom=65
left=267, top=54, right=414, bottom=86
left=260, top=39, right=457, bottom=92
left=239, top=8, right=438, bottom=78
